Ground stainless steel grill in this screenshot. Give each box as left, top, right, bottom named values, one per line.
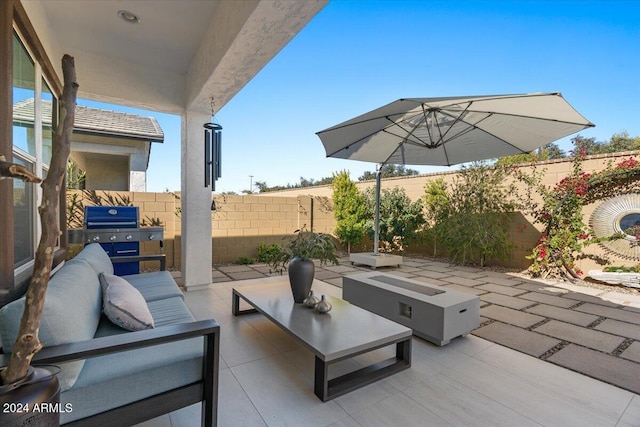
left=68, top=206, right=163, bottom=275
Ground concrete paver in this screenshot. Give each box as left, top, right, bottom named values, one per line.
left=449, top=270, right=490, bottom=279
left=621, top=342, right=640, bottom=363
left=548, top=344, right=640, bottom=394
left=411, top=270, right=452, bottom=279
left=525, top=303, right=599, bottom=327
left=476, top=283, right=528, bottom=297
left=534, top=320, right=625, bottom=353
left=562, top=293, right=622, bottom=307
left=480, top=293, right=536, bottom=310
left=209, top=256, right=640, bottom=395
left=481, top=304, right=545, bottom=328
left=514, top=282, right=570, bottom=296
left=226, top=271, right=268, bottom=281
left=518, top=291, right=579, bottom=308
left=217, top=265, right=254, bottom=273
left=478, top=275, right=523, bottom=286
left=594, top=319, right=640, bottom=341
left=473, top=321, right=561, bottom=358
left=440, top=276, right=485, bottom=287
left=314, top=270, right=343, bottom=281
left=575, top=303, right=640, bottom=325
left=322, top=264, right=361, bottom=273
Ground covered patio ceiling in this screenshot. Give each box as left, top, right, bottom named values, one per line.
left=23, top=0, right=327, bottom=114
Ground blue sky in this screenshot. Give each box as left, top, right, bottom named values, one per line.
left=79, top=0, right=640, bottom=193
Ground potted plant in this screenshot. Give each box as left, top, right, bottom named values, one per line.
left=268, top=228, right=339, bottom=303
left=0, top=55, right=77, bottom=426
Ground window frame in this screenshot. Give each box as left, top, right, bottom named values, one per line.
left=0, top=0, right=67, bottom=306
left=12, top=27, right=61, bottom=271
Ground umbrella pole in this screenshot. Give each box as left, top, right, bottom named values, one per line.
left=374, top=163, right=382, bottom=256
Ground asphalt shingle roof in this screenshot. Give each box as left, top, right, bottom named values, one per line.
left=13, top=99, right=164, bottom=142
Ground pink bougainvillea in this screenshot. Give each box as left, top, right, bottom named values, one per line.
left=516, top=148, right=640, bottom=280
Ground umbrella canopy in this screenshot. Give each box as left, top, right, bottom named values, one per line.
left=316, top=93, right=594, bottom=258
left=317, top=93, right=594, bottom=166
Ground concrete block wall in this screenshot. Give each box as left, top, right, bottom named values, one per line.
left=209, top=194, right=335, bottom=264
left=261, top=152, right=640, bottom=272
left=66, top=151, right=640, bottom=272
left=67, top=191, right=336, bottom=269
left=67, top=190, right=180, bottom=270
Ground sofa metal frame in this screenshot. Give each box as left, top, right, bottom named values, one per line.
left=1, top=254, right=220, bottom=427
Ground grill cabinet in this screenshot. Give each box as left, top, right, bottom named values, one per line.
left=81, top=206, right=163, bottom=275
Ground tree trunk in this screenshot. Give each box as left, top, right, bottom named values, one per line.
left=1, top=55, right=78, bottom=385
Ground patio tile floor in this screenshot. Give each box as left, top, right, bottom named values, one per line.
left=141, top=256, right=640, bottom=426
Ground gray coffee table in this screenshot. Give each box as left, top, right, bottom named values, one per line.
left=232, top=280, right=412, bottom=401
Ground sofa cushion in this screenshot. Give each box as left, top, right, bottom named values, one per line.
left=62, top=299, right=201, bottom=423
left=74, top=243, right=114, bottom=276
left=99, top=273, right=154, bottom=331
left=122, top=271, right=184, bottom=302
left=60, top=337, right=203, bottom=423
left=0, top=258, right=102, bottom=391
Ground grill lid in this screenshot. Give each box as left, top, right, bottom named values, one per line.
left=85, top=206, right=139, bottom=229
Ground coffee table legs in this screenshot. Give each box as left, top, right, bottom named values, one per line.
left=314, top=338, right=411, bottom=402
left=232, top=289, right=258, bottom=316
left=232, top=288, right=412, bottom=401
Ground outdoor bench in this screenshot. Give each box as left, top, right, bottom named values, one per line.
left=0, top=243, right=220, bottom=426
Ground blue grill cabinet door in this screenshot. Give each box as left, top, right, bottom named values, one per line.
left=98, top=242, right=140, bottom=275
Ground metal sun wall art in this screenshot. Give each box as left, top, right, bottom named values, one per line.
left=590, top=193, right=640, bottom=260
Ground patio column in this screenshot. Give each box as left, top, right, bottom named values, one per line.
left=181, top=110, right=212, bottom=291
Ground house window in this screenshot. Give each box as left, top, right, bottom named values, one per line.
left=12, top=155, right=35, bottom=268
left=12, top=34, right=35, bottom=158
left=12, top=30, right=58, bottom=271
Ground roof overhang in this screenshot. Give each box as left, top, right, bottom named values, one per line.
left=21, top=0, right=327, bottom=115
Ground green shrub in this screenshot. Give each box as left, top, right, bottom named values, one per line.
left=256, top=242, right=282, bottom=263
left=424, top=162, right=518, bottom=266
left=236, top=256, right=254, bottom=265
left=362, top=186, right=425, bottom=252
left=603, top=265, right=640, bottom=273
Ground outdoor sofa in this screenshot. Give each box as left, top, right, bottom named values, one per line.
left=0, top=243, right=219, bottom=426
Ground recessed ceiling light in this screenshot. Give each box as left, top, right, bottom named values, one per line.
left=117, top=10, right=140, bottom=24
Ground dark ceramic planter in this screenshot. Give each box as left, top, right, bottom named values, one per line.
left=0, top=366, right=61, bottom=427
left=288, top=257, right=315, bottom=303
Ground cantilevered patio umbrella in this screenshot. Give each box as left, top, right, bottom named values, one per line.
left=316, top=93, right=594, bottom=267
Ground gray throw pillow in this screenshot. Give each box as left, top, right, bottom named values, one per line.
left=99, top=273, right=154, bottom=331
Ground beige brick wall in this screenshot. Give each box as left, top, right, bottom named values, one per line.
left=66, top=151, right=640, bottom=272
left=67, top=190, right=180, bottom=270
left=67, top=191, right=336, bottom=268
left=209, top=194, right=335, bottom=264
left=261, top=152, right=640, bottom=272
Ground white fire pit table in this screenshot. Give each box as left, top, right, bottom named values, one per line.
left=232, top=279, right=412, bottom=401
left=343, top=272, right=480, bottom=346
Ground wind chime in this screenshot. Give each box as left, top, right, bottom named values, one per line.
left=204, top=98, right=222, bottom=193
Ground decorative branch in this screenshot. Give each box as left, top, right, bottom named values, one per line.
left=0, top=155, right=42, bottom=183
left=1, top=54, right=78, bottom=385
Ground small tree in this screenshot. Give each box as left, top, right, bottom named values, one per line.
left=432, top=162, right=519, bottom=266
left=423, top=178, right=450, bottom=257
left=362, top=186, right=425, bottom=252
left=2, top=55, right=78, bottom=385
left=332, top=170, right=367, bottom=253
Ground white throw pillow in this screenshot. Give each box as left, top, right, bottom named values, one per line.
left=99, top=273, right=154, bottom=331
